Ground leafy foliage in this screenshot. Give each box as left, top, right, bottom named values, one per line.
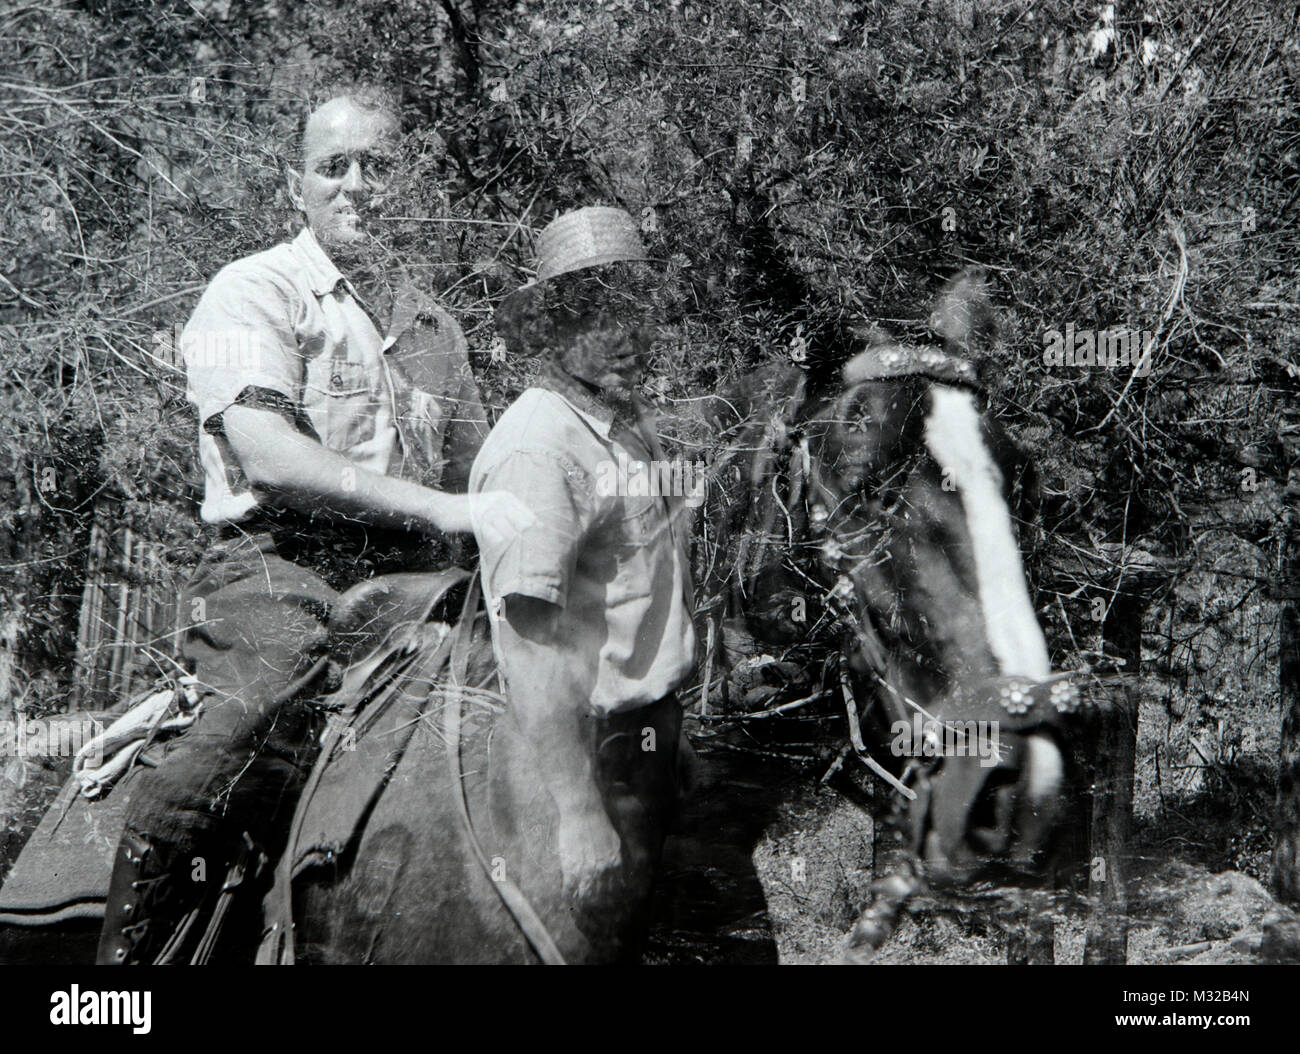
left=0, top=1, right=1297, bottom=870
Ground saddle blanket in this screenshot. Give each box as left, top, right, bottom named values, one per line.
left=0, top=777, right=128, bottom=925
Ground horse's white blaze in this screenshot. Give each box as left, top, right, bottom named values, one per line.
left=1025, top=731, right=1064, bottom=802
left=922, top=386, right=1050, bottom=679
left=924, top=387, right=1062, bottom=807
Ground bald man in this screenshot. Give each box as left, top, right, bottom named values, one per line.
left=96, top=90, right=532, bottom=964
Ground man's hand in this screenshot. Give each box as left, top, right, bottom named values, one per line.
left=464, top=490, right=539, bottom=551
left=501, top=590, right=623, bottom=903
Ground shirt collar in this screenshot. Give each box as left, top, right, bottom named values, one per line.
left=535, top=362, right=617, bottom=439
left=534, top=364, right=665, bottom=461
left=290, top=226, right=345, bottom=297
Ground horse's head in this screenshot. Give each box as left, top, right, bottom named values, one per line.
left=801, top=350, right=1080, bottom=884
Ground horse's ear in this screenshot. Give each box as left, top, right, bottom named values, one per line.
left=928, top=266, right=999, bottom=355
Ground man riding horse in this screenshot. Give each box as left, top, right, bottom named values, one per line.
left=473, top=206, right=697, bottom=901
left=96, top=88, right=534, bottom=964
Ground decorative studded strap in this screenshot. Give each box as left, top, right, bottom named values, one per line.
left=934, top=672, right=1082, bottom=733
left=842, top=343, right=981, bottom=390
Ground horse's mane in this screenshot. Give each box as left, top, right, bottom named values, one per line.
left=695, top=363, right=814, bottom=618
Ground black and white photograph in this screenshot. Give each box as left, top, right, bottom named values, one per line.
left=0, top=0, right=1297, bottom=1004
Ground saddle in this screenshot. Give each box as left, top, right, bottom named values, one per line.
left=258, top=567, right=566, bottom=966
left=0, top=569, right=473, bottom=961
left=117, top=568, right=474, bottom=965
left=267, top=568, right=471, bottom=903
left=325, top=568, right=470, bottom=673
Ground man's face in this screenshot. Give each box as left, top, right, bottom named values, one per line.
left=552, top=268, right=661, bottom=401
left=293, top=98, right=400, bottom=257
left=558, top=317, right=655, bottom=399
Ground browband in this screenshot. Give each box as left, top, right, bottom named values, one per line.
left=842, top=343, right=980, bottom=390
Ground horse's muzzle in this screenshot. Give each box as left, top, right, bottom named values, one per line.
left=904, top=672, right=1084, bottom=884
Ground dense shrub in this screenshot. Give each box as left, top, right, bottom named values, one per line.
left=1, top=1, right=1297, bottom=863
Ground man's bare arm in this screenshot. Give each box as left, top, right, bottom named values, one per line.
left=223, top=404, right=494, bottom=534
left=504, top=594, right=620, bottom=892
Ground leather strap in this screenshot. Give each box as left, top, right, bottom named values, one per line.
left=443, top=574, right=567, bottom=965
left=843, top=343, right=980, bottom=389
left=188, top=834, right=262, bottom=965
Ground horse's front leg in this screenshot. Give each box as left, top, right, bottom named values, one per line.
left=843, top=854, right=926, bottom=961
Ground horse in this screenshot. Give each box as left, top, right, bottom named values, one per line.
left=693, top=279, right=1085, bottom=957
left=1, top=273, right=1082, bottom=965
left=270, top=568, right=689, bottom=965
left=281, top=318, right=1084, bottom=963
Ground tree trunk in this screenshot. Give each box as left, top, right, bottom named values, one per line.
left=1083, top=589, right=1144, bottom=964
left=1272, top=409, right=1300, bottom=902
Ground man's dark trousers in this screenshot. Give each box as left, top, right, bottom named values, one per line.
left=97, top=531, right=337, bottom=964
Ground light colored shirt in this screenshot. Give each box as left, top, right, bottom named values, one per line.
left=470, top=373, right=697, bottom=717
left=181, top=227, right=479, bottom=524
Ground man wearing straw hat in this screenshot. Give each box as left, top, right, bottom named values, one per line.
left=471, top=206, right=697, bottom=898
left=96, top=89, right=534, bottom=964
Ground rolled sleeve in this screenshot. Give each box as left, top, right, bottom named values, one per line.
left=182, top=266, right=302, bottom=426
left=473, top=449, right=593, bottom=608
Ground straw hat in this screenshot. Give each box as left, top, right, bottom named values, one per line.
left=496, top=206, right=655, bottom=351
left=532, top=206, right=649, bottom=282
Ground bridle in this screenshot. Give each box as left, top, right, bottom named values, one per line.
left=794, top=344, right=1085, bottom=765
